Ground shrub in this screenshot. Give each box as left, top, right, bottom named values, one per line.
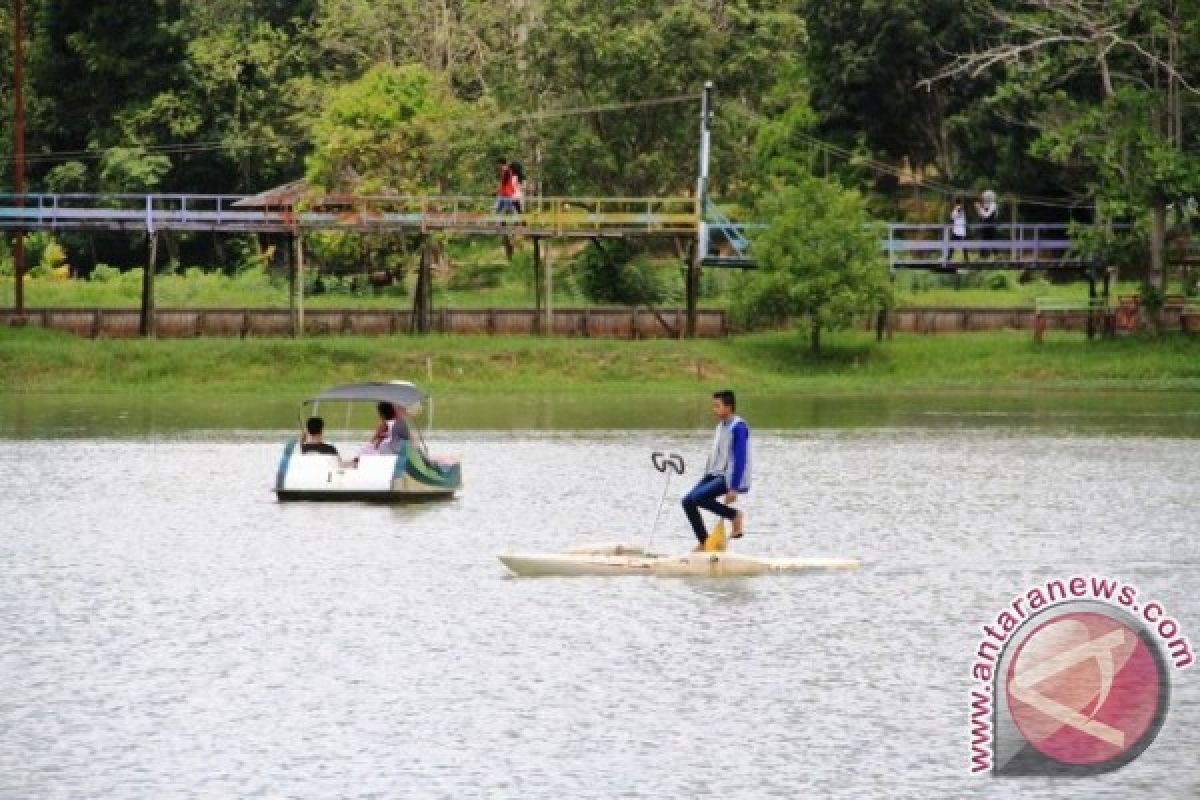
left=40, top=241, right=70, bottom=274
left=447, top=262, right=505, bottom=290
left=985, top=271, right=1013, bottom=290
left=90, top=264, right=121, bottom=282
left=574, top=239, right=665, bottom=305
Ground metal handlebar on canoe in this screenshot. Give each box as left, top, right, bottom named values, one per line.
left=651, top=452, right=685, bottom=476
left=646, top=452, right=685, bottom=551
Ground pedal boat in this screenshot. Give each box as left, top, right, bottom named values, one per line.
left=498, top=543, right=862, bottom=578
left=275, top=381, right=462, bottom=502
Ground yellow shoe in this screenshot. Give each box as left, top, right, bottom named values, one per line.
left=704, top=520, right=728, bottom=552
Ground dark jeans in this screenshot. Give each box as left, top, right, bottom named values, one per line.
left=682, top=475, right=738, bottom=543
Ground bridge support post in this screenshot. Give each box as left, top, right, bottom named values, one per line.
left=139, top=233, right=157, bottom=337
left=533, top=237, right=543, bottom=334
left=11, top=232, right=26, bottom=325
left=1086, top=270, right=1097, bottom=340
left=543, top=238, right=553, bottom=336
left=411, top=235, right=432, bottom=334
left=291, top=233, right=305, bottom=337
left=685, top=256, right=699, bottom=338
left=1102, top=268, right=1114, bottom=336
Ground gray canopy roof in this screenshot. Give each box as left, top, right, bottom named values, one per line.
left=305, top=381, right=427, bottom=410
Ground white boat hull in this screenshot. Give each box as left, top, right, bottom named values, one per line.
left=498, top=544, right=862, bottom=578
left=274, top=439, right=461, bottom=502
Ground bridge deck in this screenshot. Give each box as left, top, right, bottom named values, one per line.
left=1, top=195, right=1148, bottom=274
left=885, top=223, right=1093, bottom=271
left=0, top=193, right=699, bottom=237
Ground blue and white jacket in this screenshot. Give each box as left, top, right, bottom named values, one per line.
left=704, top=415, right=751, bottom=492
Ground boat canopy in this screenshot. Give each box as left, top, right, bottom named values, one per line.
left=305, top=381, right=427, bottom=410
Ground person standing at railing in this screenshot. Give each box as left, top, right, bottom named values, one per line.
left=949, top=199, right=968, bottom=266
left=975, top=189, right=998, bottom=260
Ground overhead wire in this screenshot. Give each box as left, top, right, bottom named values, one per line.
left=3, top=86, right=1091, bottom=209
left=1, top=92, right=702, bottom=167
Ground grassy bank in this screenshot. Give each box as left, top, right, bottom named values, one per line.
left=2, top=327, right=1199, bottom=395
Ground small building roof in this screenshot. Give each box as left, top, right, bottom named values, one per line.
left=232, top=180, right=312, bottom=209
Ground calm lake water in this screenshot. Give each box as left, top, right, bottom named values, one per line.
left=1, top=394, right=1198, bottom=798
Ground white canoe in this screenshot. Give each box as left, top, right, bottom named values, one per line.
left=498, top=544, right=862, bottom=578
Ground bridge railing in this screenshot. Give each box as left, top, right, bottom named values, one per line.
left=884, top=223, right=1084, bottom=269
left=0, top=193, right=272, bottom=232
left=0, top=192, right=698, bottom=235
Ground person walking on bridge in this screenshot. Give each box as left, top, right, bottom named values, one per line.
left=495, top=158, right=517, bottom=216
left=682, top=389, right=751, bottom=550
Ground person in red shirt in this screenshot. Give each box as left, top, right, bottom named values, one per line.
left=495, top=158, right=517, bottom=215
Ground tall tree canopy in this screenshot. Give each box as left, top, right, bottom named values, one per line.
left=0, top=0, right=1196, bottom=281
left=924, top=0, right=1200, bottom=286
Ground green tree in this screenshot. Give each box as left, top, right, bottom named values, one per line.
left=735, top=175, right=891, bottom=353
left=573, top=239, right=666, bottom=305
left=171, top=1, right=316, bottom=192
left=528, top=0, right=805, bottom=196
left=310, top=0, right=517, bottom=96
left=923, top=0, right=1200, bottom=290
left=804, top=0, right=994, bottom=180
left=28, top=0, right=186, bottom=180
left=305, top=63, right=493, bottom=194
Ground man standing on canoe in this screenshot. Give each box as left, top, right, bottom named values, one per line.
left=682, top=389, right=751, bottom=550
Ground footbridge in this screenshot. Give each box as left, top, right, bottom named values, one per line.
left=0, top=191, right=710, bottom=238
left=0, top=193, right=1105, bottom=266
left=1, top=191, right=1126, bottom=338
left=0, top=190, right=754, bottom=337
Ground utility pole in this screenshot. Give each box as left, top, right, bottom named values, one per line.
left=686, top=81, right=713, bottom=339
left=12, top=0, right=26, bottom=320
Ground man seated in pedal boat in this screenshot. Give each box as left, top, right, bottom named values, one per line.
left=300, top=416, right=340, bottom=456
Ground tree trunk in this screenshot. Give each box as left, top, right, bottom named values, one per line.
left=810, top=321, right=821, bottom=355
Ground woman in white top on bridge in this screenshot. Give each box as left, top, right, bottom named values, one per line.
left=950, top=200, right=968, bottom=265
